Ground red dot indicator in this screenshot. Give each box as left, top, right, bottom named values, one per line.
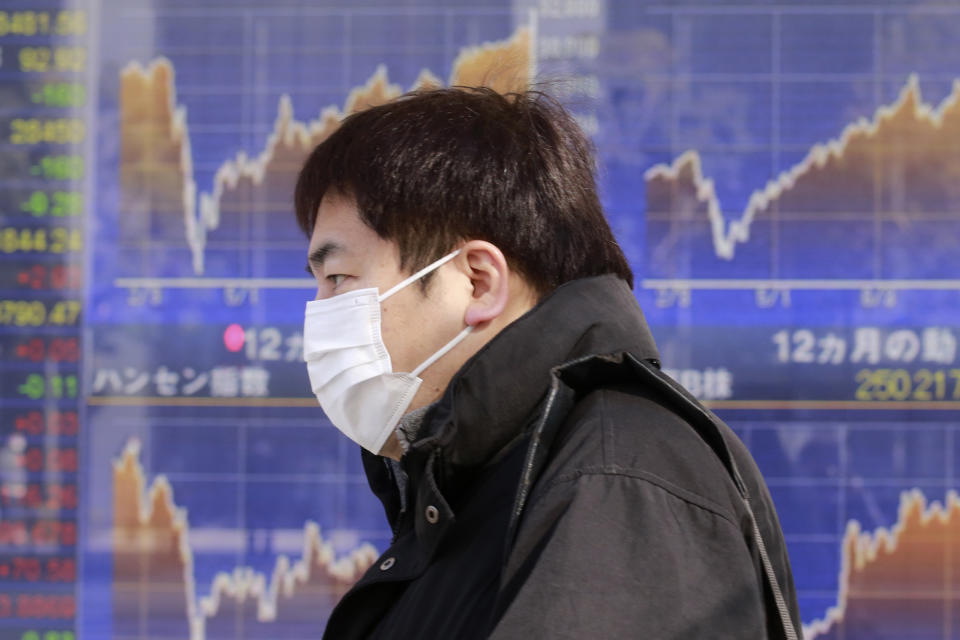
left=223, top=324, right=245, bottom=352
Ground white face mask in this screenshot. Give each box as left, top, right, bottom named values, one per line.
left=303, top=250, right=473, bottom=454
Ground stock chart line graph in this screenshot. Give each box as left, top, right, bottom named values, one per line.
left=113, top=440, right=377, bottom=639
left=92, top=14, right=544, bottom=638
left=116, top=26, right=533, bottom=282
left=78, top=2, right=960, bottom=638
left=113, top=435, right=960, bottom=640
left=643, top=74, right=960, bottom=290
left=805, top=490, right=960, bottom=640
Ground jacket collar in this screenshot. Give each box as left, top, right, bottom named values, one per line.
left=362, top=274, right=660, bottom=528
left=414, top=274, right=658, bottom=468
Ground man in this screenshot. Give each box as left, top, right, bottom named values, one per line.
left=296, top=87, right=801, bottom=639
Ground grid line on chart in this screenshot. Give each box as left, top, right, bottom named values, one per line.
left=161, top=72, right=960, bottom=90
left=770, top=10, right=781, bottom=280
left=155, top=473, right=370, bottom=483
left=764, top=478, right=957, bottom=487
left=871, top=9, right=883, bottom=279
left=647, top=4, right=960, bottom=16
left=120, top=7, right=519, bottom=17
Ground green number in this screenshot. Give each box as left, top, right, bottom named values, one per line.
left=21, top=191, right=49, bottom=216
left=31, top=83, right=85, bottom=108
left=34, top=155, right=84, bottom=180
left=18, top=373, right=45, bottom=399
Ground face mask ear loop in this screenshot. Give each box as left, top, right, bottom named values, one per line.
left=378, top=249, right=462, bottom=302
left=411, top=325, right=474, bottom=378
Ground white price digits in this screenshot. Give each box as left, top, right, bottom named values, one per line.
left=244, top=327, right=303, bottom=362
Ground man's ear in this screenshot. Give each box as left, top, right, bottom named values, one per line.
left=458, top=240, right=510, bottom=327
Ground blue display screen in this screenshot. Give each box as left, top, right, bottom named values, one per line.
left=1, top=1, right=957, bottom=638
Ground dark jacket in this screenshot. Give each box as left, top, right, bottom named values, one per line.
left=323, top=275, right=802, bottom=639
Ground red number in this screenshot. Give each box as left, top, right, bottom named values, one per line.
left=45, top=449, right=76, bottom=473
left=16, top=265, right=46, bottom=289
left=16, top=594, right=76, bottom=618
left=52, top=411, right=78, bottom=435
left=13, top=411, right=79, bottom=436
left=46, top=558, right=75, bottom=582
left=48, top=338, right=78, bottom=362
left=23, top=484, right=43, bottom=508
left=22, top=449, right=43, bottom=472
left=19, top=449, right=78, bottom=473
left=15, top=338, right=45, bottom=361
left=30, top=520, right=74, bottom=546
left=12, top=557, right=41, bottom=581
left=14, top=411, right=43, bottom=435
left=60, top=522, right=76, bottom=546
left=50, top=484, right=77, bottom=510
left=0, top=521, right=28, bottom=545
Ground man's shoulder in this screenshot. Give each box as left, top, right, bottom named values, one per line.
left=532, top=382, right=750, bottom=523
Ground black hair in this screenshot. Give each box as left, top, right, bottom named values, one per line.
left=295, top=86, right=633, bottom=295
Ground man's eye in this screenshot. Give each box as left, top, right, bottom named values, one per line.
left=327, top=274, right=347, bottom=288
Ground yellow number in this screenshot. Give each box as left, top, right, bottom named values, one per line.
left=19, top=46, right=51, bottom=72
left=11, top=119, right=36, bottom=144
left=32, top=228, right=47, bottom=252
left=14, top=11, right=36, bottom=36
left=0, top=300, right=78, bottom=327
left=913, top=369, right=947, bottom=401
left=0, top=11, right=45, bottom=37
left=48, top=302, right=66, bottom=325
left=873, top=369, right=893, bottom=400
left=885, top=369, right=911, bottom=401
left=54, top=11, right=86, bottom=36
left=860, top=368, right=959, bottom=402
left=935, top=369, right=947, bottom=399
left=48, top=301, right=80, bottom=325
left=1, top=228, right=14, bottom=253
left=914, top=369, right=933, bottom=400
left=855, top=369, right=875, bottom=401
left=0, top=300, right=46, bottom=326
left=30, top=301, right=47, bottom=326
left=0, top=228, right=78, bottom=253
left=50, top=227, right=65, bottom=253
left=53, top=47, right=85, bottom=73
left=11, top=119, right=85, bottom=145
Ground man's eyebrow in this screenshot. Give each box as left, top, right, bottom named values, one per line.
left=305, top=241, right=344, bottom=274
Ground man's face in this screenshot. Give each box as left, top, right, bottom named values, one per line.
left=305, top=191, right=472, bottom=406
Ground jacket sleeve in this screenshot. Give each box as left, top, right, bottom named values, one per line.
left=488, top=471, right=770, bottom=640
